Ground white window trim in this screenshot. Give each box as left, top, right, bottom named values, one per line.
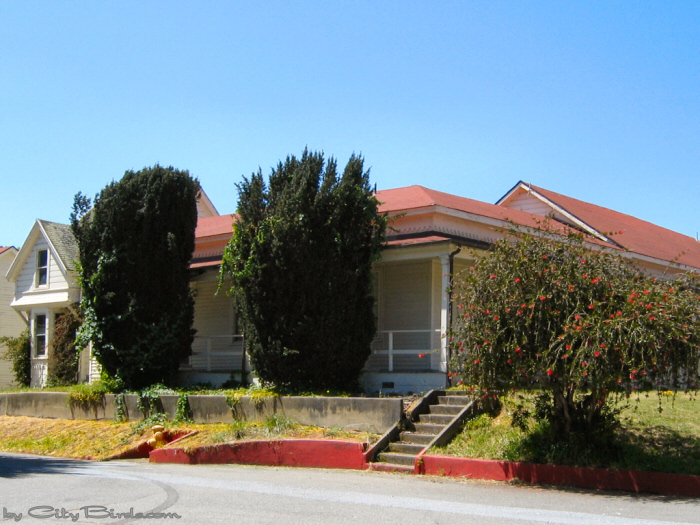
left=35, top=248, right=49, bottom=288
left=32, top=310, right=50, bottom=359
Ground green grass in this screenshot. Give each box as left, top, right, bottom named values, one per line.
left=438, top=392, right=700, bottom=475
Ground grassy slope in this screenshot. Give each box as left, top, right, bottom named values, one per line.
left=438, top=393, right=700, bottom=475
left=0, top=416, right=379, bottom=460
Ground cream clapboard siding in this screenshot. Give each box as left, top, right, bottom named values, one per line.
left=366, top=260, right=434, bottom=372
left=1, top=250, right=27, bottom=387
left=188, top=279, right=240, bottom=371
left=15, top=238, right=69, bottom=295
left=502, top=190, right=552, bottom=216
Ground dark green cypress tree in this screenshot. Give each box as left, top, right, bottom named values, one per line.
left=71, top=165, right=199, bottom=389
left=221, top=149, right=387, bottom=392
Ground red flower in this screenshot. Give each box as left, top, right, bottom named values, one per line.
left=600, top=343, right=605, bottom=348
left=583, top=361, right=588, bottom=367
left=565, top=345, right=571, bottom=350
left=588, top=304, right=595, bottom=309
left=490, top=274, right=496, bottom=279
left=562, top=354, right=568, bottom=359
left=515, top=278, right=520, bottom=283
left=540, top=295, right=546, bottom=301
left=594, top=351, right=601, bottom=357
left=418, top=353, right=425, bottom=358
left=493, top=315, right=499, bottom=320
left=474, top=359, right=480, bottom=365
left=574, top=315, right=581, bottom=320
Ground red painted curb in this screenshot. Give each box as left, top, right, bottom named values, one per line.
left=419, top=455, right=700, bottom=498
left=149, top=439, right=369, bottom=470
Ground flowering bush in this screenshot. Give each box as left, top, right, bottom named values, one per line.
left=450, top=224, right=700, bottom=436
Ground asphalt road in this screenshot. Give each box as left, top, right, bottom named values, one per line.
left=0, top=453, right=699, bottom=525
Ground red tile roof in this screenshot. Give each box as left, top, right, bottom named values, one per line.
left=525, top=184, right=700, bottom=270
left=195, top=214, right=236, bottom=239
left=377, top=185, right=554, bottom=230
left=0, top=246, right=12, bottom=255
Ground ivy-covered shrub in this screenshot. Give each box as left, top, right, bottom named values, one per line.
left=71, top=165, right=199, bottom=390
left=450, top=223, right=700, bottom=436
left=47, top=306, right=82, bottom=387
left=0, top=330, right=31, bottom=387
left=220, top=149, right=387, bottom=392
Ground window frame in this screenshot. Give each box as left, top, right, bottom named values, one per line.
left=35, top=248, right=49, bottom=287
left=34, top=313, right=47, bottom=358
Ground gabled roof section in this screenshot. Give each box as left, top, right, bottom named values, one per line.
left=196, top=188, right=219, bottom=218
left=6, top=220, right=79, bottom=281
left=377, top=185, right=557, bottom=230
left=38, top=220, right=79, bottom=272
left=498, top=182, right=700, bottom=271
left=0, top=246, right=17, bottom=257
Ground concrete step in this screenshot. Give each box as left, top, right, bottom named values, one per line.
left=377, top=452, right=417, bottom=467
left=412, top=422, right=445, bottom=435
left=399, top=432, right=434, bottom=445
left=438, top=395, right=472, bottom=406
left=419, top=413, right=455, bottom=425
left=370, top=463, right=414, bottom=473
left=388, top=442, right=425, bottom=455
left=429, top=404, right=463, bottom=416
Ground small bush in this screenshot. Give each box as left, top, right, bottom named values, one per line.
left=0, top=330, right=31, bottom=387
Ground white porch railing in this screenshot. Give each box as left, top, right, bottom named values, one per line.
left=370, top=329, right=442, bottom=372
left=188, top=334, right=244, bottom=372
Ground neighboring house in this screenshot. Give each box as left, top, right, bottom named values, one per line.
left=5, top=190, right=222, bottom=388
left=0, top=246, right=27, bottom=388
left=185, top=182, right=700, bottom=393
left=4, top=222, right=92, bottom=387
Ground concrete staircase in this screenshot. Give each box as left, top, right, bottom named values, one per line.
left=372, top=391, right=473, bottom=472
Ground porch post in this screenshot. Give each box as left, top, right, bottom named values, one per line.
left=439, top=255, right=450, bottom=373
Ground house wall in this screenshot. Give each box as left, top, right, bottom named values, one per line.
left=192, top=279, right=236, bottom=340
left=15, top=237, right=69, bottom=296
left=364, top=260, right=437, bottom=373
left=180, top=271, right=242, bottom=383
left=1, top=250, right=27, bottom=388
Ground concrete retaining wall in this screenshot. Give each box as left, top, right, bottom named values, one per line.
left=0, top=392, right=402, bottom=433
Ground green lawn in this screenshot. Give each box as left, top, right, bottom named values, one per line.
left=437, top=391, right=700, bottom=475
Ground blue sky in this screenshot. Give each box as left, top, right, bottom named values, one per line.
left=1, top=1, right=699, bottom=249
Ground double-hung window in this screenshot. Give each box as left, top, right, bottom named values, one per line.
left=36, top=249, right=48, bottom=286
left=35, top=314, right=47, bottom=357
